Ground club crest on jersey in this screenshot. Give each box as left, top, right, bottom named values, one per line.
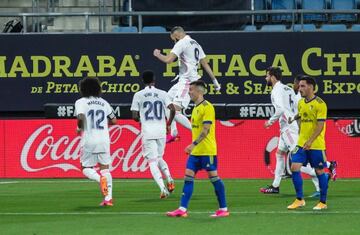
left=291, top=146, right=299, bottom=154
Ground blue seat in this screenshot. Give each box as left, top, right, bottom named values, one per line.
left=350, top=24, right=360, bottom=31
left=261, top=24, right=288, bottom=31
left=320, top=24, right=347, bottom=31
left=142, top=26, right=167, bottom=33
left=112, top=26, right=138, bottom=33
left=292, top=24, right=317, bottom=31
left=254, top=0, right=267, bottom=23
left=243, top=25, right=257, bottom=31
left=331, top=0, right=356, bottom=22
left=271, top=0, right=296, bottom=22
left=301, top=0, right=327, bottom=22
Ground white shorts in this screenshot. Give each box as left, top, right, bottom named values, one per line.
left=278, top=129, right=298, bottom=152
left=142, top=138, right=166, bottom=160
left=168, top=80, right=191, bottom=109
left=80, top=151, right=112, bottom=168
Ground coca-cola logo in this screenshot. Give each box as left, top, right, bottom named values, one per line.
left=335, top=119, right=360, bottom=137
left=21, top=124, right=149, bottom=173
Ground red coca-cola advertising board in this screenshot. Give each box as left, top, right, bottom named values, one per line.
left=0, top=119, right=359, bottom=178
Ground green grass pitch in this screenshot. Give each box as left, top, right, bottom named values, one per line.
left=1, top=178, right=360, bottom=235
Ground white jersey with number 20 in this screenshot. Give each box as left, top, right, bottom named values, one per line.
left=131, top=86, right=172, bottom=140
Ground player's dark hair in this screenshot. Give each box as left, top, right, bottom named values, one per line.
left=294, top=74, right=306, bottom=83
left=266, top=67, right=282, bottom=81
left=79, top=77, right=101, bottom=97
left=171, top=26, right=184, bottom=34
left=299, top=75, right=317, bottom=88
left=190, top=80, right=207, bottom=89
left=142, top=70, right=155, bottom=84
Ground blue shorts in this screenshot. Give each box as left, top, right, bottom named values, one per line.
left=291, top=146, right=327, bottom=169
left=186, top=155, right=218, bottom=172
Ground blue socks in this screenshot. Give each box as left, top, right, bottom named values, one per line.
left=180, top=175, right=194, bottom=209
left=210, top=176, right=227, bottom=208
left=292, top=171, right=303, bottom=200
left=180, top=175, right=227, bottom=209
left=317, top=173, right=328, bottom=203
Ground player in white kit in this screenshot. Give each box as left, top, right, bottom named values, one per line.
left=75, top=77, right=117, bottom=206
left=260, top=68, right=323, bottom=195
left=153, top=26, right=221, bottom=143
left=131, top=70, right=176, bottom=198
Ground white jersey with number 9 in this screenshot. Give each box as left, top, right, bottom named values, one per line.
left=171, top=35, right=206, bottom=82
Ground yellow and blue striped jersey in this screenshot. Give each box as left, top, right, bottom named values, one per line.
left=297, top=96, right=327, bottom=150
left=190, top=100, right=217, bottom=156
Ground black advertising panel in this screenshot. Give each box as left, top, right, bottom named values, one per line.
left=0, top=33, right=359, bottom=113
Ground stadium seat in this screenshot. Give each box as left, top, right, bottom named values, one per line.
left=292, top=24, right=317, bottom=31
left=320, top=24, right=347, bottom=31
left=243, top=25, right=257, bottom=31
left=142, top=26, right=167, bottom=33
left=254, top=0, right=268, bottom=23
left=111, top=26, right=138, bottom=33
left=271, top=0, right=296, bottom=22
left=260, top=24, right=288, bottom=31
left=301, top=0, right=327, bottom=22
left=331, top=0, right=356, bottom=23
left=350, top=24, right=360, bottom=30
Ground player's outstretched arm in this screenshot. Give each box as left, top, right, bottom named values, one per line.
left=153, top=49, right=177, bottom=64
left=200, top=58, right=221, bottom=91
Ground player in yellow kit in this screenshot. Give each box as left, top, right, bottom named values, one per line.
left=166, top=80, right=229, bottom=218
left=287, top=76, right=329, bottom=210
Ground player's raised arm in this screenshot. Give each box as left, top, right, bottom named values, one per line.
left=200, top=58, right=221, bottom=91
left=153, top=49, right=177, bottom=64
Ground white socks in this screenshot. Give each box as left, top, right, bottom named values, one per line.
left=301, top=165, right=320, bottom=191
left=82, top=168, right=100, bottom=183
left=148, top=159, right=166, bottom=191
left=166, top=109, right=191, bottom=136
left=272, top=153, right=285, bottom=188
left=158, top=158, right=173, bottom=182
left=175, top=112, right=192, bottom=130
left=100, top=169, right=113, bottom=201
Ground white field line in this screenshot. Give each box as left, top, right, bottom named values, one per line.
left=1, top=179, right=360, bottom=184
left=0, top=211, right=360, bottom=216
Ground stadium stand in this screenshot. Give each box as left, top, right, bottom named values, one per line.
left=302, top=0, right=327, bottom=22
left=331, top=0, right=357, bottom=23
left=1, top=1, right=360, bottom=33
left=271, top=0, right=297, bottom=22
left=112, top=26, right=138, bottom=33
left=320, top=23, right=348, bottom=30
left=292, top=23, right=317, bottom=31
left=141, top=26, right=167, bottom=33
left=350, top=23, right=360, bottom=30
left=260, top=24, right=288, bottom=31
